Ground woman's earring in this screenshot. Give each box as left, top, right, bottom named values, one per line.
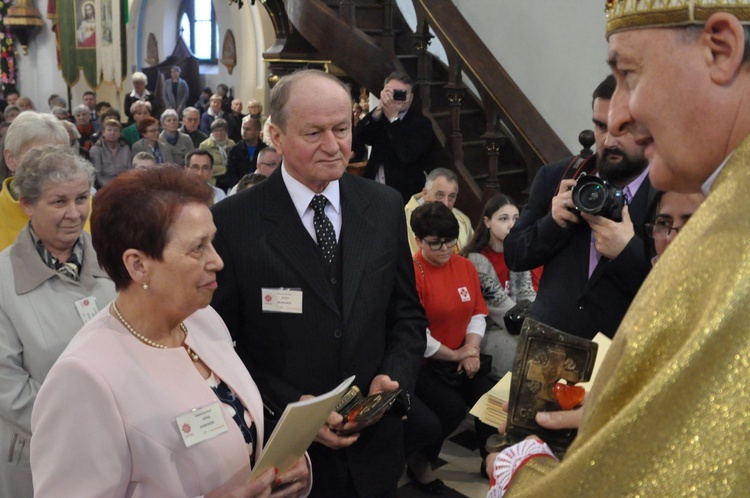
left=142, top=282, right=149, bottom=290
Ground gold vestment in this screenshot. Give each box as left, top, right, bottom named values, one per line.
left=506, top=136, right=750, bottom=497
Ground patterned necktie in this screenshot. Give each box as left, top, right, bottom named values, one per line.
left=310, top=194, right=337, bottom=263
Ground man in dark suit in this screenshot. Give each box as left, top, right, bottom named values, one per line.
left=357, top=71, right=433, bottom=203
left=211, top=69, right=427, bottom=497
left=504, top=75, right=656, bottom=340
left=223, top=116, right=265, bottom=191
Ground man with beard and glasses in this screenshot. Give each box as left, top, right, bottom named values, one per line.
left=504, top=75, right=657, bottom=340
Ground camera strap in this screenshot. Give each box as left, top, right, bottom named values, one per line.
left=552, top=154, right=598, bottom=202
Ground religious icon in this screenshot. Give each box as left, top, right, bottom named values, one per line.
left=505, top=319, right=598, bottom=456
left=76, top=0, right=96, bottom=48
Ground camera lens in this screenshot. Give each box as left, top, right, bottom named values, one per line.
left=577, top=183, right=606, bottom=211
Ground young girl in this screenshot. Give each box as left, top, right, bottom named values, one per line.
left=461, top=194, right=538, bottom=376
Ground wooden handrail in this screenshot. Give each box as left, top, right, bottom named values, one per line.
left=285, top=0, right=399, bottom=93
left=412, top=0, right=571, bottom=167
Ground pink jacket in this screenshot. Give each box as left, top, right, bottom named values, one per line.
left=31, top=306, right=280, bottom=497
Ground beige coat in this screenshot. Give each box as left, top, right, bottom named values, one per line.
left=0, top=227, right=115, bottom=498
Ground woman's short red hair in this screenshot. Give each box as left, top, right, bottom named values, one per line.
left=91, top=166, right=213, bottom=290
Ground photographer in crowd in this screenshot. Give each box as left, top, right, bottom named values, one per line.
left=504, top=75, right=656, bottom=340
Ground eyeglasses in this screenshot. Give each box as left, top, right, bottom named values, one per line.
left=423, top=238, right=457, bottom=251
left=259, top=161, right=280, bottom=168
left=144, top=128, right=159, bottom=134
left=645, top=223, right=684, bottom=240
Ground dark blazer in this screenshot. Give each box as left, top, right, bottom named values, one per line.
left=223, top=141, right=266, bottom=191
left=504, top=158, right=657, bottom=339
left=211, top=170, right=427, bottom=497
left=356, top=107, right=433, bottom=203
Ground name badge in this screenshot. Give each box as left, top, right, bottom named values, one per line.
left=176, top=401, right=229, bottom=448
left=74, top=296, right=100, bottom=323
left=261, top=288, right=303, bottom=314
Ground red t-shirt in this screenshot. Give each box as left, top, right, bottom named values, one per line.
left=413, top=252, right=489, bottom=350
left=481, top=246, right=544, bottom=292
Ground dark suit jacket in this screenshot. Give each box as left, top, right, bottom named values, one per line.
left=504, top=158, right=657, bottom=339
left=223, top=141, right=266, bottom=190
left=211, top=170, right=427, bottom=497
left=356, top=107, right=433, bottom=203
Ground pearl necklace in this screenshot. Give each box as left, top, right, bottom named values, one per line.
left=111, top=302, right=200, bottom=362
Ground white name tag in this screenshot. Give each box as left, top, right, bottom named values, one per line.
left=261, top=288, right=303, bottom=314
left=457, top=287, right=471, bottom=302
left=74, top=296, right=100, bottom=324
left=176, top=401, right=229, bottom=448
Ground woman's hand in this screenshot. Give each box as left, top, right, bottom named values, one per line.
left=271, top=456, right=310, bottom=497
left=205, top=467, right=276, bottom=498
left=458, top=355, right=480, bottom=378
left=454, top=343, right=479, bottom=362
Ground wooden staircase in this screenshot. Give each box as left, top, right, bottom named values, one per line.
left=258, top=0, right=571, bottom=220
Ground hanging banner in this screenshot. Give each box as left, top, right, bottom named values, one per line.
left=48, top=0, right=124, bottom=90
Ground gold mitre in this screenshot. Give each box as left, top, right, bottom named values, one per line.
left=606, top=0, right=750, bottom=36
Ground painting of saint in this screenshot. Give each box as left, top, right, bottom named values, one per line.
left=76, top=1, right=96, bottom=48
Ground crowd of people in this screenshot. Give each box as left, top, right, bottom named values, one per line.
left=2, top=2, right=749, bottom=494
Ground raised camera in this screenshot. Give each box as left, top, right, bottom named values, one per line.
left=571, top=175, right=625, bottom=222
left=393, top=89, right=407, bottom=101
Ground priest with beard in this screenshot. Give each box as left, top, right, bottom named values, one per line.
left=504, top=75, right=656, bottom=340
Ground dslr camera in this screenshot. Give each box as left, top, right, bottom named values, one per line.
left=571, top=175, right=625, bottom=222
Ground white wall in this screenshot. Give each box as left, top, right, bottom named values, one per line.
left=452, top=0, right=609, bottom=153
left=16, top=0, right=68, bottom=110
left=396, top=0, right=609, bottom=153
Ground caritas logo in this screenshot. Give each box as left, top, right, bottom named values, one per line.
left=264, top=294, right=272, bottom=303
left=181, top=423, right=192, bottom=435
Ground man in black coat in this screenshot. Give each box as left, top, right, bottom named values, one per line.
left=357, top=71, right=433, bottom=203
left=223, top=116, right=265, bottom=192
left=504, top=75, right=657, bottom=340
left=211, top=69, right=427, bottom=498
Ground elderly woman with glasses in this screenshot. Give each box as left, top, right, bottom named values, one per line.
left=0, top=145, right=116, bottom=497
left=30, top=166, right=310, bottom=497
left=199, top=118, right=235, bottom=188
left=407, top=201, right=497, bottom=489
left=131, top=116, right=175, bottom=165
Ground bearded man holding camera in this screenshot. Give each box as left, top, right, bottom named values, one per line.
left=504, top=75, right=657, bottom=340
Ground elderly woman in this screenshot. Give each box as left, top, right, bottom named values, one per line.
left=160, top=109, right=193, bottom=166
left=30, top=167, right=310, bottom=497
left=121, top=100, right=151, bottom=146
left=0, top=112, right=70, bottom=252
left=409, top=201, right=497, bottom=484
left=131, top=116, right=175, bottom=165
left=73, top=104, right=96, bottom=152
left=0, top=146, right=116, bottom=498
left=199, top=117, right=235, bottom=187
left=89, top=119, right=131, bottom=187
left=200, top=94, right=224, bottom=134
left=124, top=71, right=157, bottom=124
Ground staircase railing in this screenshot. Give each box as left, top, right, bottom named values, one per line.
left=412, top=0, right=571, bottom=181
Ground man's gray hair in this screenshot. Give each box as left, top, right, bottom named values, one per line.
left=5, top=112, right=69, bottom=156
left=15, top=145, right=94, bottom=204
left=424, top=167, right=458, bottom=191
